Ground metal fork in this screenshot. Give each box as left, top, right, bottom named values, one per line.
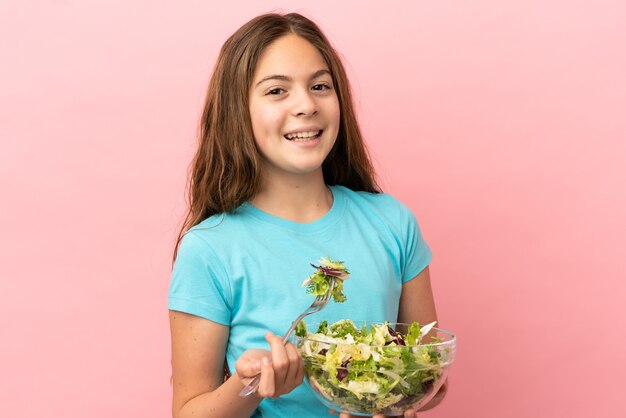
left=239, top=277, right=336, bottom=397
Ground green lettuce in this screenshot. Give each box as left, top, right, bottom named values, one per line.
left=296, top=320, right=446, bottom=415
left=301, top=257, right=350, bottom=302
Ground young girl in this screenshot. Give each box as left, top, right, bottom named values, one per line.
left=169, top=12, right=446, bottom=418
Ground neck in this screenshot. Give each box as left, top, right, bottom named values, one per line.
left=249, top=169, right=333, bottom=223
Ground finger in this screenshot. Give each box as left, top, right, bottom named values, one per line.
left=404, top=407, right=417, bottom=418
left=266, top=332, right=290, bottom=389
left=235, top=357, right=261, bottom=378
left=294, top=356, right=304, bottom=386
left=245, top=358, right=263, bottom=376
left=285, top=342, right=303, bottom=385
left=257, top=356, right=275, bottom=398
left=235, top=349, right=269, bottom=378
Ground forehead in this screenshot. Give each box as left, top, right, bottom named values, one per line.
left=253, top=34, right=329, bottom=80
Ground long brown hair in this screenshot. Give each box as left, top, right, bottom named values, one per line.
left=174, top=12, right=380, bottom=261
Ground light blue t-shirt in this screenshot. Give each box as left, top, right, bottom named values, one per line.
left=168, top=185, right=432, bottom=418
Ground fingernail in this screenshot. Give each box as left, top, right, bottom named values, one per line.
left=253, top=360, right=261, bottom=371
left=262, top=356, right=271, bottom=366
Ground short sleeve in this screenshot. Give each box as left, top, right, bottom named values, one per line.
left=400, top=207, right=432, bottom=283
left=168, top=231, right=232, bottom=325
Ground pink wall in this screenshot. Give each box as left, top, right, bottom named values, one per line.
left=2, top=1, right=625, bottom=417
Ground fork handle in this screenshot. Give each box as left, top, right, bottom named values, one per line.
left=239, top=374, right=262, bottom=397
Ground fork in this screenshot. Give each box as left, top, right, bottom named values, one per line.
left=239, top=277, right=336, bottom=397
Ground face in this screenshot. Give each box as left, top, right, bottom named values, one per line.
left=249, top=34, right=340, bottom=178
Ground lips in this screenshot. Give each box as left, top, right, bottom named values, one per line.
left=284, top=129, right=323, bottom=141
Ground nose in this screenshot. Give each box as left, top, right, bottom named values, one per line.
left=291, top=88, right=318, bottom=117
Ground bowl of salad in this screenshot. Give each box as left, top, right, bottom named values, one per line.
left=294, top=319, right=456, bottom=416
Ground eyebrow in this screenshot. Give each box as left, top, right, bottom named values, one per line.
left=254, top=69, right=332, bottom=87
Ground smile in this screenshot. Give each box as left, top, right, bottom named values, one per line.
left=284, top=130, right=322, bottom=141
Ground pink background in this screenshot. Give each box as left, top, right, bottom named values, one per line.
left=1, top=1, right=625, bottom=417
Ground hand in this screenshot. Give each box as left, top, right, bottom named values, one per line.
left=235, top=332, right=304, bottom=398
left=330, top=408, right=417, bottom=418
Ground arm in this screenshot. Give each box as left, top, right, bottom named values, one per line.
left=170, top=310, right=260, bottom=418
left=397, top=266, right=448, bottom=412
left=169, top=311, right=304, bottom=418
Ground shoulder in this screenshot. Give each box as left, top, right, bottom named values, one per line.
left=184, top=207, right=250, bottom=241
left=333, top=185, right=416, bottom=224
left=332, top=185, right=431, bottom=282
left=176, top=209, right=252, bottom=266
left=172, top=214, right=237, bottom=292
left=334, top=185, right=409, bottom=209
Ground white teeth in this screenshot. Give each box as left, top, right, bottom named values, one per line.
left=285, top=130, right=321, bottom=140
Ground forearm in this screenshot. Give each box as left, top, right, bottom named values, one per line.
left=175, top=373, right=262, bottom=418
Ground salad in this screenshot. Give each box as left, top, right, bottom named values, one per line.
left=294, top=319, right=449, bottom=414
left=301, top=257, right=350, bottom=302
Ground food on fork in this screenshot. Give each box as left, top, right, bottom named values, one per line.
left=302, top=257, right=350, bottom=302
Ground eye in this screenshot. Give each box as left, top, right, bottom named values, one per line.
left=311, top=83, right=332, bottom=91
left=266, top=88, right=286, bottom=95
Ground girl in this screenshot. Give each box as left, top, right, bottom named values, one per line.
left=168, top=12, right=446, bottom=418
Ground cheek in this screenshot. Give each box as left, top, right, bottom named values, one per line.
left=326, top=93, right=340, bottom=120
left=252, top=111, right=284, bottom=146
